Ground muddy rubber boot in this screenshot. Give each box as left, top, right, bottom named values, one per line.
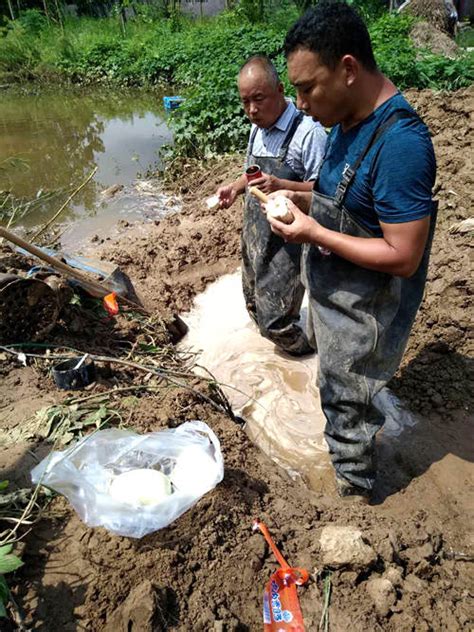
left=336, top=476, right=371, bottom=505
left=274, top=335, right=316, bottom=358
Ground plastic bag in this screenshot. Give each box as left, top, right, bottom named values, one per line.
left=31, top=421, right=224, bottom=538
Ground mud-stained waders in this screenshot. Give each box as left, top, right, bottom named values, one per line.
left=242, top=112, right=314, bottom=356
left=304, top=110, right=437, bottom=492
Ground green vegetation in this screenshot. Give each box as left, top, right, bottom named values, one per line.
left=0, top=5, right=472, bottom=158
left=0, top=480, right=24, bottom=620
left=456, top=25, right=474, bottom=48
left=0, top=543, right=23, bottom=618
left=370, top=13, right=474, bottom=91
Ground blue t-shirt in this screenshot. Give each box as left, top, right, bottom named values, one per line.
left=317, top=93, right=436, bottom=237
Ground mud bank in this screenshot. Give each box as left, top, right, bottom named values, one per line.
left=0, top=88, right=473, bottom=631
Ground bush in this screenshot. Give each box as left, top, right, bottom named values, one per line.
left=347, top=0, right=386, bottom=23
left=17, top=9, right=48, bottom=35
left=370, top=12, right=474, bottom=90
left=0, top=20, right=41, bottom=78
left=370, top=13, right=420, bottom=89
left=416, top=52, right=474, bottom=90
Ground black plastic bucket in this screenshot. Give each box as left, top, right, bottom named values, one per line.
left=52, top=357, right=96, bottom=390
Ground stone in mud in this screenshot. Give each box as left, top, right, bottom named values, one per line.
left=247, top=533, right=266, bottom=561
left=339, top=570, right=359, bottom=584
left=101, top=183, right=124, bottom=198
left=383, top=566, right=404, bottom=587
left=403, top=573, right=428, bottom=594
left=401, top=541, right=435, bottom=565
left=103, top=579, right=169, bottom=631
left=366, top=577, right=397, bottom=616
left=319, top=526, right=377, bottom=569
left=377, top=536, right=395, bottom=563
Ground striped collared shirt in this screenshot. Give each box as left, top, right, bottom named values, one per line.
left=247, top=99, right=327, bottom=181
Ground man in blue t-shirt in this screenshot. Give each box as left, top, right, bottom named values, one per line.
left=265, top=2, right=437, bottom=502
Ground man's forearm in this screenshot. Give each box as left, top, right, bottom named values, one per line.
left=311, top=226, right=403, bottom=274
left=310, top=222, right=428, bottom=278
left=232, top=174, right=248, bottom=196
left=278, top=179, right=314, bottom=193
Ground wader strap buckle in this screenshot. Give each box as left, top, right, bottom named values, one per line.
left=334, top=165, right=356, bottom=208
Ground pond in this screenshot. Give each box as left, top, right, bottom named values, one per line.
left=0, top=87, right=177, bottom=246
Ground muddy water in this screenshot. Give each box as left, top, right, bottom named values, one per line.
left=181, top=271, right=332, bottom=489
left=0, top=88, right=176, bottom=246
left=182, top=271, right=418, bottom=491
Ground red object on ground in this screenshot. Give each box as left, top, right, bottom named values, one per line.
left=103, top=292, right=119, bottom=316
left=252, top=519, right=309, bottom=631
left=245, top=164, right=263, bottom=183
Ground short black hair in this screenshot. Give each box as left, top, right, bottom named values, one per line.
left=239, top=55, right=280, bottom=87
left=284, top=1, right=377, bottom=72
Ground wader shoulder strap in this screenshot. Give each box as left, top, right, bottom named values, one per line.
left=334, top=109, right=418, bottom=209
left=278, top=111, right=304, bottom=161
left=247, top=125, right=259, bottom=162
left=248, top=111, right=304, bottom=161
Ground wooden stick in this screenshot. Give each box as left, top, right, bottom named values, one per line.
left=0, top=226, right=149, bottom=314
left=31, top=166, right=98, bottom=242
left=249, top=186, right=269, bottom=204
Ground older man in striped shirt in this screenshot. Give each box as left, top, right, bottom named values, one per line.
left=216, top=55, right=327, bottom=355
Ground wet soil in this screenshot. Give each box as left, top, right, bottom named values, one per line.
left=0, top=88, right=473, bottom=631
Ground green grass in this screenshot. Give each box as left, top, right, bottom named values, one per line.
left=457, top=26, right=474, bottom=48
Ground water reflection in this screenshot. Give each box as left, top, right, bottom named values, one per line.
left=0, top=88, right=173, bottom=230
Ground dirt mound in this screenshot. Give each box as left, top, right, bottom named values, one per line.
left=410, top=21, right=460, bottom=57
left=403, top=0, right=454, bottom=33
left=390, top=87, right=474, bottom=416
left=1, top=89, right=473, bottom=631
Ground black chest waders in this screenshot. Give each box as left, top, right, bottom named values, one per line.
left=242, top=112, right=315, bottom=356
left=305, top=110, right=437, bottom=492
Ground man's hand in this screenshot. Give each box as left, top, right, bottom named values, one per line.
left=250, top=172, right=281, bottom=195
left=263, top=198, right=319, bottom=244
left=217, top=184, right=238, bottom=209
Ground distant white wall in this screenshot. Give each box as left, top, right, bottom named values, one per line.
left=181, top=0, right=227, bottom=18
